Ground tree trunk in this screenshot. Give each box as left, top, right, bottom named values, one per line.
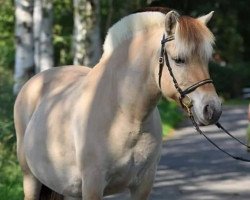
left=40, top=0, right=54, bottom=71
left=33, top=0, right=42, bottom=73
left=73, top=0, right=101, bottom=67
left=34, top=0, right=54, bottom=73
left=14, top=0, right=34, bottom=94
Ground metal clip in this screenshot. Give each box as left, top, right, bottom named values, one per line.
left=159, top=57, right=163, bottom=64
left=180, top=95, right=193, bottom=116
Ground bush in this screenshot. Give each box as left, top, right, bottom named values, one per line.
left=210, top=62, right=250, bottom=99
left=158, top=99, right=184, bottom=136
left=0, top=66, right=23, bottom=200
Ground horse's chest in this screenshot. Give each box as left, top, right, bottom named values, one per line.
left=105, top=132, right=160, bottom=193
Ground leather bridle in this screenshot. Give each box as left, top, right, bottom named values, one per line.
left=159, top=34, right=250, bottom=162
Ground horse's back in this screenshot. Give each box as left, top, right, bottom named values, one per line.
left=14, top=65, right=91, bottom=130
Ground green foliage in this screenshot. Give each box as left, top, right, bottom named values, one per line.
left=53, top=0, right=74, bottom=66
left=224, top=99, right=249, bottom=106
left=0, top=1, right=15, bottom=68
left=210, top=62, right=250, bottom=98
left=158, top=99, right=184, bottom=136
left=0, top=67, right=15, bottom=150
left=0, top=66, right=23, bottom=200
left=0, top=145, right=23, bottom=200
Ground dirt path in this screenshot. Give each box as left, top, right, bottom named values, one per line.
left=105, top=105, right=250, bottom=200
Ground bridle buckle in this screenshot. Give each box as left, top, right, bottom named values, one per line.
left=159, top=57, right=164, bottom=64
left=180, top=95, right=193, bottom=116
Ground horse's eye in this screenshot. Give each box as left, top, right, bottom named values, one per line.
left=174, top=57, right=185, bottom=64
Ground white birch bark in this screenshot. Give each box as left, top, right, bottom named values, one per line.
left=73, top=0, right=101, bottom=67
left=40, top=0, right=54, bottom=71
left=33, top=0, right=42, bottom=73
left=14, top=0, right=34, bottom=94
left=33, top=0, right=54, bottom=73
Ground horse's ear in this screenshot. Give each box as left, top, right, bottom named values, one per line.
left=198, top=11, right=214, bottom=25
left=165, top=10, right=180, bottom=35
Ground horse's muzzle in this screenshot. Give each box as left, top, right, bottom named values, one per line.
left=200, top=99, right=222, bottom=125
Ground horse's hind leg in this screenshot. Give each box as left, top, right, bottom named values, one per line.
left=15, top=113, right=42, bottom=199
left=23, top=172, right=42, bottom=200
left=18, top=139, right=42, bottom=200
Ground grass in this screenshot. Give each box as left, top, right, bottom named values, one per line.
left=0, top=66, right=23, bottom=200
left=0, top=66, right=183, bottom=199
left=224, top=98, right=249, bottom=106
left=0, top=146, right=23, bottom=200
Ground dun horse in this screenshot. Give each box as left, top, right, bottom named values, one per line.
left=14, top=10, right=222, bottom=200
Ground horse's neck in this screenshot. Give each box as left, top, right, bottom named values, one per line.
left=99, top=30, right=162, bottom=122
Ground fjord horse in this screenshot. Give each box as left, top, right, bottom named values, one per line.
left=14, top=10, right=221, bottom=200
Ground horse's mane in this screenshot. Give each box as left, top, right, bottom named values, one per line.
left=103, top=8, right=214, bottom=60
left=103, top=12, right=165, bottom=55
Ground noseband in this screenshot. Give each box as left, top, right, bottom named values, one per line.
left=158, top=34, right=250, bottom=162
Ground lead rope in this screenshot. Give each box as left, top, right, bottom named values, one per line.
left=160, top=34, right=250, bottom=162
left=187, top=108, right=250, bottom=162
left=216, top=122, right=250, bottom=148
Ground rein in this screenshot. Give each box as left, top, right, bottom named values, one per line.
left=159, top=34, right=250, bottom=162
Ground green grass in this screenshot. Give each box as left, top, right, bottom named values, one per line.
left=224, top=98, right=249, bottom=106
left=0, top=66, right=23, bottom=200
left=0, top=146, right=23, bottom=200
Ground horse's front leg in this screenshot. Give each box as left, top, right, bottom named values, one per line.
left=129, top=166, right=156, bottom=200
left=81, top=167, right=106, bottom=200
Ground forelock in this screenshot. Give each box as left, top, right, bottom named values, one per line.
left=175, top=16, right=214, bottom=60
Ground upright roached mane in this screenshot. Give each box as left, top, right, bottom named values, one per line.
left=103, top=12, right=165, bottom=55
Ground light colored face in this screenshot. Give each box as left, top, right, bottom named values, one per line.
left=162, top=11, right=222, bottom=125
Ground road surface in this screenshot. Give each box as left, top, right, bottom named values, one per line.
left=105, top=105, right=250, bottom=200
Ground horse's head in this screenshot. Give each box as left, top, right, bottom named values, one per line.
left=159, top=11, right=221, bottom=125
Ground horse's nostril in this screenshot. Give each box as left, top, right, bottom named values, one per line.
left=203, top=104, right=214, bottom=121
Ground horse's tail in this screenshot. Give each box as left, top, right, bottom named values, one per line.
left=39, top=185, right=63, bottom=200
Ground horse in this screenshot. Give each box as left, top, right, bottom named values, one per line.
left=14, top=10, right=222, bottom=200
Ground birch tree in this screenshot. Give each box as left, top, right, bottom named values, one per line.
left=73, top=0, right=101, bottom=67
left=34, top=0, right=54, bottom=73
left=14, top=0, right=34, bottom=94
